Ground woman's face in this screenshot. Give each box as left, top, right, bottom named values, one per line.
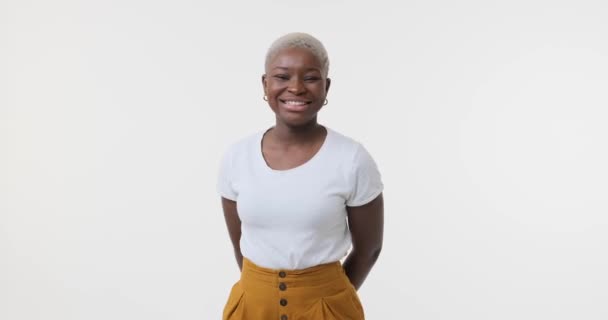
left=262, top=47, right=331, bottom=128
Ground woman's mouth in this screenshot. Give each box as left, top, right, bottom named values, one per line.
left=280, top=99, right=311, bottom=112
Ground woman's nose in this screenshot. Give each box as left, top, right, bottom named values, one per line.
left=287, top=78, right=305, bottom=94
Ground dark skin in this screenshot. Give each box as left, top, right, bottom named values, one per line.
left=221, top=47, right=384, bottom=290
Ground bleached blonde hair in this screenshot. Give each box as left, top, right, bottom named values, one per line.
left=265, top=32, right=330, bottom=77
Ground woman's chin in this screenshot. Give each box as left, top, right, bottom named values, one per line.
left=277, top=114, right=317, bottom=128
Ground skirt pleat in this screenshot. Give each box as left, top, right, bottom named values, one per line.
left=222, top=258, right=364, bottom=320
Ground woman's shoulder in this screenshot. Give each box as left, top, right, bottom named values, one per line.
left=326, top=127, right=379, bottom=167
left=326, top=127, right=365, bottom=154
left=220, top=130, right=263, bottom=160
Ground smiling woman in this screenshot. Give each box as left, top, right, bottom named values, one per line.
left=263, top=45, right=330, bottom=128
left=217, top=32, right=384, bottom=320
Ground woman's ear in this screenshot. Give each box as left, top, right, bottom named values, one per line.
left=261, top=74, right=267, bottom=92
left=325, top=78, right=331, bottom=93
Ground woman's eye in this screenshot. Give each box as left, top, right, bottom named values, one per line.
left=304, top=77, right=320, bottom=82
left=274, top=75, right=289, bottom=80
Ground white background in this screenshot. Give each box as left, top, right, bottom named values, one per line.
left=2, top=0, right=607, bottom=319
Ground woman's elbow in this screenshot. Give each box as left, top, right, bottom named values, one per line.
left=371, top=246, right=382, bottom=263
left=355, top=245, right=381, bottom=263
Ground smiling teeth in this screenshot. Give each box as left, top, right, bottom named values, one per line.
left=285, top=100, right=307, bottom=105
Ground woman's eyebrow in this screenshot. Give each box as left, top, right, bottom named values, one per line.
left=272, top=66, right=321, bottom=72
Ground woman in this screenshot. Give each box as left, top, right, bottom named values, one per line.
left=217, top=32, right=384, bottom=320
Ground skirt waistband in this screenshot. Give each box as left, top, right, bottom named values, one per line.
left=241, top=257, right=345, bottom=288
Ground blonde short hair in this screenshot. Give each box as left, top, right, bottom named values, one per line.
left=265, top=32, right=330, bottom=77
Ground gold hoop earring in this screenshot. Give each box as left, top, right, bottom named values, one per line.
left=263, top=95, right=268, bottom=101
left=323, top=99, right=328, bottom=105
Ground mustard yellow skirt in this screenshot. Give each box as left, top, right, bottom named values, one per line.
left=223, top=258, right=365, bottom=320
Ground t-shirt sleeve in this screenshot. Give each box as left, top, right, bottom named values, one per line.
left=346, top=143, right=384, bottom=207
left=217, top=145, right=238, bottom=201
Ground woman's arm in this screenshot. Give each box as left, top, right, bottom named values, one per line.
left=342, top=193, right=384, bottom=290
left=221, top=197, right=243, bottom=271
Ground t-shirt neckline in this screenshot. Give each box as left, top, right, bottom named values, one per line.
left=258, top=126, right=332, bottom=174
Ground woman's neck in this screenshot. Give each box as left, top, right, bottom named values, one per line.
left=269, top=121, right=324, bottom=146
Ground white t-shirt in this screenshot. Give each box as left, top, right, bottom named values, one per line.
left=217, top=127, right=383, bottom=270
